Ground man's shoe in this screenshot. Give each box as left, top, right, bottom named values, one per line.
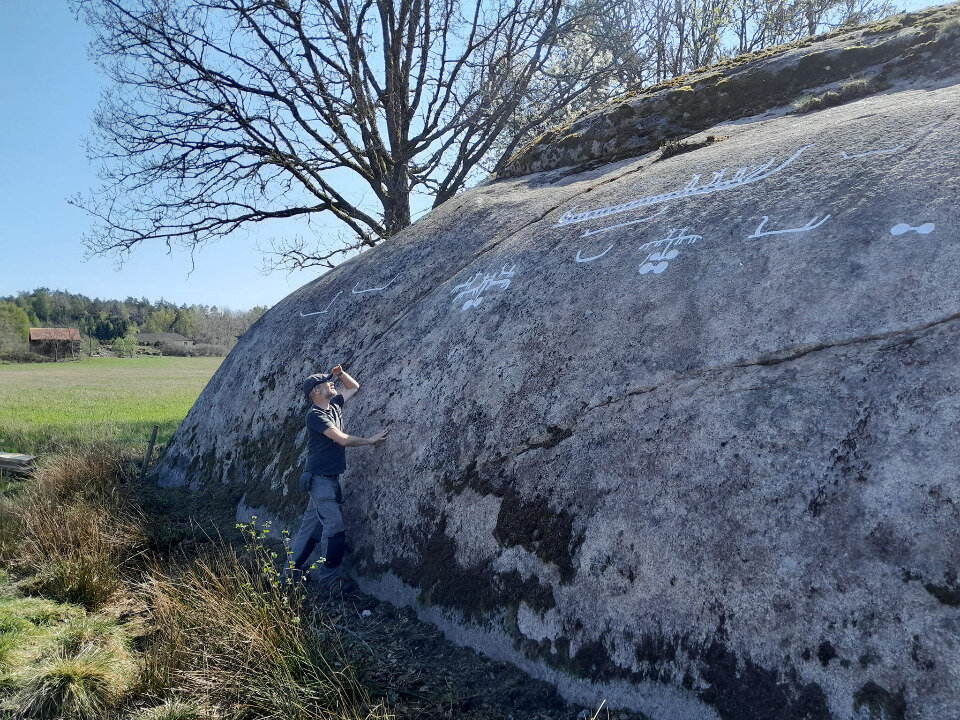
left=338, top=576, right=360, bottom=595
left=317, top=574, right=359, bottom=597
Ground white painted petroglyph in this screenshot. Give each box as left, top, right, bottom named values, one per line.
left=580, top=207, right=667, bottom=238
left=575, top=245, right=614, bottom=263
left=748, top=214, right=831, bottom=239
left=891, top=222, right=935, bottom=236
left=352, top=274, right=400, bottom=294
left=451, top=265, right=516, bottom=311
left=639, top=228, right=702, bottom=275
left=299, top=290, right=343, bottom=317
left=840, top=144, right=905, bottom=160
left=556, top=146, right=812, bottom=227
left=638, top=227, right=702, bottom=253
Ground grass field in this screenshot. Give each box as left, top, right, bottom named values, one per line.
left=0, top=357, right=222, bottom=454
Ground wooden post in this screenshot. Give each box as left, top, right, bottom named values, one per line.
left=139, top=424, right=160, bottom=481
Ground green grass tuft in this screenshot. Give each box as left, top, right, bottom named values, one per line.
left=15, top=649, right=131, bottom=720
left=25, top=553, right=121, bottom=610
left=0, top=594, right=76, bottom=628
left=0, top=588, right=133, bottom=713
left=56, top=615, right=126, bottom=657
left=132, top=698, right=213, bottom=720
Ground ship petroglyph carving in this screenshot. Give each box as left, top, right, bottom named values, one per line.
left=748, top=214, right=831, bottom=239
left=451, top=265, right=516, bottom=311
left=556, top=146, right=812, bottom=227
left=639, top=228, right=702, bottom=275
left=299, top=290, right=343, bottom=317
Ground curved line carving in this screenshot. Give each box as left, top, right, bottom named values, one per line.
left=575, top=245, right=614, bottom=263
left=580, top=207, right=668, bottom=238
left=299, top=290, right=343, bottom=317
left=748, top=214, right=831, bottom=239
left=352, top=275, right=400, bottom=294
left=840, top=145, right=905, bottom=160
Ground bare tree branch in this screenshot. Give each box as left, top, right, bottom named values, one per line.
left=72, top=0, right=615, bottom=269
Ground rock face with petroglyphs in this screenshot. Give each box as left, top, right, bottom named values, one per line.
left=156, top=6, right=960, bottom=719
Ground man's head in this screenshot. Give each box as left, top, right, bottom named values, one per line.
left=303, top=373, right=336, bottom=403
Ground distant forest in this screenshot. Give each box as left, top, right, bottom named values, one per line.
left=0, top=288, right=266, bottom=354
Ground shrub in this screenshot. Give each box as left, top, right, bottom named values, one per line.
left=0, top=346, right=49, bottom=364
left=157, top=342, right=229, bottom=357
left=16, top=649, right=131, bottom=720
left=111, top=335, right=139, bottom=358
left=190, top=343, right=231, bottom=357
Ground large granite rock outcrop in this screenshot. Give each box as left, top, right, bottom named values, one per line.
left=156, top=7, right=960, bottom=718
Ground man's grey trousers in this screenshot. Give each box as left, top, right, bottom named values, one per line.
left=289, top=474, right=346, bottom=583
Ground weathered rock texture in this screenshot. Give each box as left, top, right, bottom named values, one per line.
left=156, top=6, right=960, bottom=719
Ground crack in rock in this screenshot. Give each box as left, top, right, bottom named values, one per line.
left=589, top=309, right=960, bottom=412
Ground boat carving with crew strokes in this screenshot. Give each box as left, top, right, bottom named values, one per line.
left=556, top=145, right=812, bottom=227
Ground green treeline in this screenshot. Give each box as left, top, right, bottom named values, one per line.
left=0, top=288, right=266, bottom=347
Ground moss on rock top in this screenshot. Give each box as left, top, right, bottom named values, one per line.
left=498, top=2, right=960, bottom=178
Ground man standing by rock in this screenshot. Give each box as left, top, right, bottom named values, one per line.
left=287, top=364, right=387, bottom=588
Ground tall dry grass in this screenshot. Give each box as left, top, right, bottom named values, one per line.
left=141, top=542, right=391, bottom=720
left=2, top=444, right=145, bottom=609
left=1, top=442, right=391, bottom=720
left=32, top=443, right=127, bottom=501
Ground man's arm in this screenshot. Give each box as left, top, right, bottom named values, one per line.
left=323, top=426, right=387, bottom=447
left=331, top=364, right=359, bottom=403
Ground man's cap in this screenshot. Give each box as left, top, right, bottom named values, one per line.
left=302, top=372, right=335, bottom=398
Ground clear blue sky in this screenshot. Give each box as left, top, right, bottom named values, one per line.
left=0, top=0, right=936, bottom=311
left=0, top=0, right=350, bottom=310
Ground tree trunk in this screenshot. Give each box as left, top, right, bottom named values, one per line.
left=383, top=167, right=412, bottom=237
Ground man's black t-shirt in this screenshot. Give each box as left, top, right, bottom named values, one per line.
left=305, top=394, right=346, bottom=476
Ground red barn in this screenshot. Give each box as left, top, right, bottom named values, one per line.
left=29, top=328, right=81, bottom=360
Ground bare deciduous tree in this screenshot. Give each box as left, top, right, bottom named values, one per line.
left=72, top=0, right=616, bottom=270
left=572, top=0, right=897, bottom=89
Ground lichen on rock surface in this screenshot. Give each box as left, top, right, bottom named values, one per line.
left=155, top=7, right=960, bottom=718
